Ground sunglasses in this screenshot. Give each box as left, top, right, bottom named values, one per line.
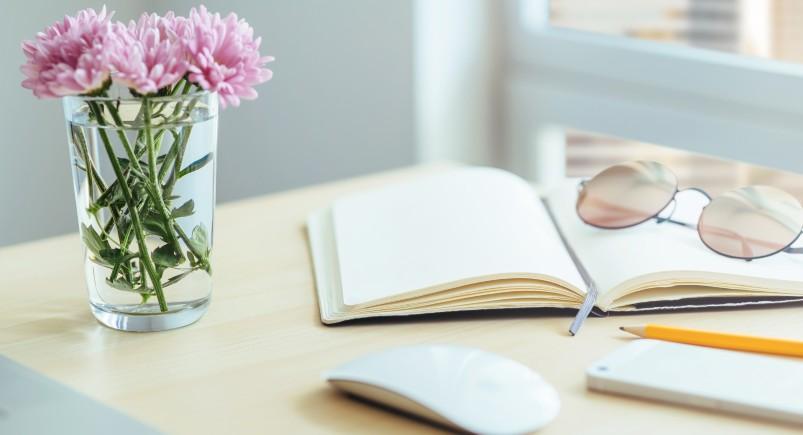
left=576, top=161, right=803, bottom=260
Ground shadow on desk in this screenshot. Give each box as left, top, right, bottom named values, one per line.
left=0, top=303, right=95, bottom=346
left=296, top=385, right=451, bottom=434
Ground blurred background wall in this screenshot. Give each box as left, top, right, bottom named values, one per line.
left=0, top=0, right=416, bottom=246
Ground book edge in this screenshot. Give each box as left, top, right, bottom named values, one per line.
left=306, top=207, right=343, bottom=325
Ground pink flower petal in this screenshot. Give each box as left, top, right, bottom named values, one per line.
left=176, top=6, right=273, bottom=108
left=109, top=12, right=189, bottom=95
left=20, top=7, right=115, bottom=98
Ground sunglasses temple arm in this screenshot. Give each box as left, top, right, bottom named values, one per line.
left=654, top=216, right=697, bottom=229
left=784, top=246, right=803, bottom=254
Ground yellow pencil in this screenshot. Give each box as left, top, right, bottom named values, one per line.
left=620, top=324, right=803, bottom=358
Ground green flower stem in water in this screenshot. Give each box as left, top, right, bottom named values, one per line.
left=108, top=201, right=145, bottom=283
left=101, top=100, right=186, bottom=265
left=72, top=123, right=134, bottom=275
left=143, top=98, right=186, bottom=263
left=87, top=101, right=169, bottom=312
left=75, top=88, right=212, bottom=312
left=97, top=97, right=197, bottom=282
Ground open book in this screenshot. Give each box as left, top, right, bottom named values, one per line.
left=307, top=167, right=803, bottom=328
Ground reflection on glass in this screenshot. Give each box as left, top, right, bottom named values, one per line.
left=699, top=185, right=803, bottom=258
left=577, top=161, right=678, bottom=229
left=547, top=0, right=803, bottom=63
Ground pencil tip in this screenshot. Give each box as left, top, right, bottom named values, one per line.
left=619, top=325, right=646, bottom=336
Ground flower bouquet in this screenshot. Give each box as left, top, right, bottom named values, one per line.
left=21, top=6, right=273, bottom=331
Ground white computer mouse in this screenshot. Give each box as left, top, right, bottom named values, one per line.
left=323, top=344, right=560, bottom=434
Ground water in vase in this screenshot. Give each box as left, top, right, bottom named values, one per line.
left=64, top=93, right=218, bottom=330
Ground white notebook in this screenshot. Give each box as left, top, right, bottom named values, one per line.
left=307, top=167, right=803, bottom=324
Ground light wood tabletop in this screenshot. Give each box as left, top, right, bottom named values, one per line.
left=1, top=165, right=802, bottom=434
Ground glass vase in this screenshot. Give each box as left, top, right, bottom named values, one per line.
left=63, top=91, right=218, bottom=332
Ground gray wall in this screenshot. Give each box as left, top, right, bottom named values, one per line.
left=0, top=0, right=415, bottom=246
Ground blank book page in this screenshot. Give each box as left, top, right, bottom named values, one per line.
left=332, top=168, right=586, bottom=306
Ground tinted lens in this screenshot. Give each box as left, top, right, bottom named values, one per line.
left=699, top=186, right=803, bottom=259
left=577, top=161, right=678, bottom=229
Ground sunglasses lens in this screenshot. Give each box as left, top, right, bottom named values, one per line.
left=699, top=186, right=803, bottom=259
left=577, top=161, right=678, bottom=229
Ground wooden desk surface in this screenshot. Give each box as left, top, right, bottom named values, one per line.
left=1, top=165, right=802, bottom=434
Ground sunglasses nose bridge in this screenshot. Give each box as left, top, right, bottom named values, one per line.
left=577, top=179, right=588, bottom=191
left=578, top=161, right=803, bottom=260
left=678, top=187, right=712, bottom=202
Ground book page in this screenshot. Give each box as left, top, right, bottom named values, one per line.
left=546, top=180, right=803, bottom=308
left=332, top=168, right=586, bottom=306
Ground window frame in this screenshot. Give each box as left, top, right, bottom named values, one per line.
left=505, top=0, right=803, bottom=183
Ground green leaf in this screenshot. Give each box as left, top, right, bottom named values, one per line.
left=117, top=215, right=132, bottom=236
left=188, top=224, right=210, bottom=257
left=106, top=278, right=133, bottom=291
left=87, top=202, right=102, bottom=215
left=131, top=181, right=148, bottom=202
left=106, top=278, right=149, bottom=294
left=99, top=248, right=123, bottom=262
left=179, top=153, right=213, bottom=178
left=87, top=256, right=113, bottom=269
left=171, top=199, right=195, bottom=218
left=152, top=244, right=184, bottom=267
left=121, top=154, right=168, bottom=168
left=81, top=224, right=110, bottom=258
left=164, top=270, right=194, bottom=288
left=95, top=181, right=122, bottom=207
left=142, top=211, right=168, bottom=238
left=99, top=248, right=137, bottom=265
left=127, top=165, right=147, bottom=181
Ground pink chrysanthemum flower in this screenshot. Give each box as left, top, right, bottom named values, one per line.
left=21, top=7, right=115, bottom=98
left=111, top=12, right=188, bottom=95
left=178, top=6, right=273, bottom=108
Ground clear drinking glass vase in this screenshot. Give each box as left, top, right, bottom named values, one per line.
left=63, top=90, right=218, bottom=331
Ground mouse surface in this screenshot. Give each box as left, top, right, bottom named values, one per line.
left=323, top=344, right=560, bottom=434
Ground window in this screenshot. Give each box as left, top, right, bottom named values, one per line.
left=550, top=0, right=803, bottom=64
left=505, top=0, right=803, bottom=192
